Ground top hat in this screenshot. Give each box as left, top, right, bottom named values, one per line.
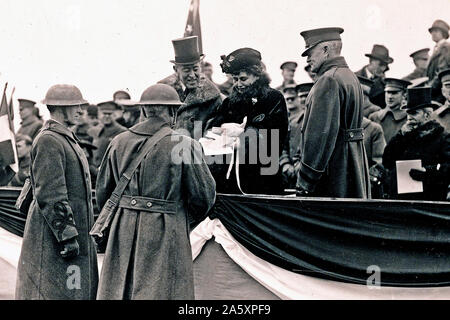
left=384, top=78, right=411, bottom=92
left=170, top=36, right=204, bottom=65
left=428, top=19, right=449, bottom=38
left=365, top=44, right=394, bottom=64
left=409, top=48, right=430, bottom=60
left=220, top=48, right=262, bottom=74
left=18, top=99, right=36, bottom=109
left=280, top=61, right=298, bottom=71
left=295, top=82, right=314, bottom=96
left=300, top=27, right=344, bottom=57
left=401, top=87, right=439, bottom=112
left=97, top=101, right=121, bottom=112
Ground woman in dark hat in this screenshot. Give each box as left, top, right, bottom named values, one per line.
left=207, top=48, right=289, bottom=195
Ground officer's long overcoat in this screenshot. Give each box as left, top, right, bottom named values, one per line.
left=16, top=120, right=98, bottom=300
left=95, top=118, right=216, bottom=300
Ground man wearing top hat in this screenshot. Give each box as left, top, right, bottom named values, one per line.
left=158, top=36, right=222, bottom=139
left=16, top=84, right=98, bottom=300
left=369, top=78, right=412, bottom=143
left=296, top=27, right=370, bottom=198
left=426, top=19, right=450, bottom=102
left=382, top=87, right=450, bottom=201
left=275, top=61, right=298, bottom=92
left=432, top=68, right=450, bottom=132
left=355, top=44, right=394, bottom=108
left=90, top=101, right=127, bottom=167
left=402, top=48, right=430, bottom=82
left=17, top=99, right=43, bottom=141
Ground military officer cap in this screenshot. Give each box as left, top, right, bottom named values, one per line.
left=401, top=87, right=439, bottom=112
left=280, top=61, right=298, bottom=71
left=300, top=27, right=344, bottom=57
left=97, top=101, right=121, bottom=112
left=15, top=133, right=33, bottom=145
left=438, top=68, right=450, bottom=85
left=113, top=89, right=138, bottom=107
left=428, top=19, right=449, bottom=39
left=220, top=48, right=262, bottom=74
left=18, top=99, right=36, bottom=109
left=295, top=83, right=314, bottom=96
left=384, top=78, right=412, bottom=92
left=409, top=48, right=430, bottom=60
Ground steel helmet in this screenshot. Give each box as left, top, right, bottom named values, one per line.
left=138, top=84, right=183, bottom=106
left=41, top=84, right=88, bottom=106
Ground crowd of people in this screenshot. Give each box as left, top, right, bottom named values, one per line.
left=0, top=19, right=448, bottom=300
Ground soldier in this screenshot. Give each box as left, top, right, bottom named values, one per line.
left=113, top=90, right=141, bottom=128
left=280, top=83, right=312, bottom=188
left=16, top=84, right=98, bottom=300
left=369, top=78, right=411, bottom=143
left=275, top=61, right=298, bottom=92
left=158, top=36, right=222, bottom=139
left=382, top=87, right=449, bottom=201
left=95, top=84, right=215, bottom=299
left=90, top=101, right=127, bottom=167
left=432, top=68, right=450, bottom=132
left=355, top=44, right=394, bottom=108
left=402, top=48, right=430, bottom=81
left=73, top=104, right=93, bottom=142
left=296, top=27, right=370, bottom=198
left=9, top=134, right=32, bottom=187
left=426, top=19, right=450, bottom=102
left=87, top=104, right=99, bottom=127
left=357, top=76, right=381, bottom=118
left=17, top=99, right=43, bottom=141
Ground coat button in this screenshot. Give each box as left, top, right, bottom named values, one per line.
left=131, top=199, right=137, bottom=206
left=146, top=202, right=152, bottom=207
left=349, top=132, right=354, bottom=138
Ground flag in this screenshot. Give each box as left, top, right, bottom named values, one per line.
left=183, top=0, right=202, bottom=54
left=8, top=87, right=15, bottom=131
left=0, top=83, right=18, bottom=185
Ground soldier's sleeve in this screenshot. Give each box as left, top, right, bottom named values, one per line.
left=32, top=134, right=78, bottom=242
left=297, top=76, right=340, bottom=192
left=182, top=138, right=216, bottom=229
left=371, top=123, right=387, bottom=165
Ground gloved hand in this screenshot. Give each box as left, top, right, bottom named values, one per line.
left=282, top=163, right=296, bottom=180
left=60, top=238, right=80, bottom=259
left=409, top=165, right=439, bottom=182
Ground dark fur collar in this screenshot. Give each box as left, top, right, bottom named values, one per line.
left=158, top=73, right=220, bottom=108
left=404, top=120, right=444, bottom=140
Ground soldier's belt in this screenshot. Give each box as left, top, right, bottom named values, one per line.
left=340, top=128, right=364, bottom=142
left=119, top=195, right=177, bottom=214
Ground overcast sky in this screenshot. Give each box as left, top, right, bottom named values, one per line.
left=0, top=0, right=448, bottom=128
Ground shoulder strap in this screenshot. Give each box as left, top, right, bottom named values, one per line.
left=107, top=126, right=172, bottom=205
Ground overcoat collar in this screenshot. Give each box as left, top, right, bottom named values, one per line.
left=378, top=105, right=407, bottom=121
left=316, top=56, right=349, bottom=77
left=43, top=119, right=79, bottom=142
left=159, top=73, right=220, bottom=110
left=129, top=118, right=171, bottom=136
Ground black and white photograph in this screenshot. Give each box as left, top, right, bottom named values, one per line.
left=0, top=0, right=449, bottom=305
